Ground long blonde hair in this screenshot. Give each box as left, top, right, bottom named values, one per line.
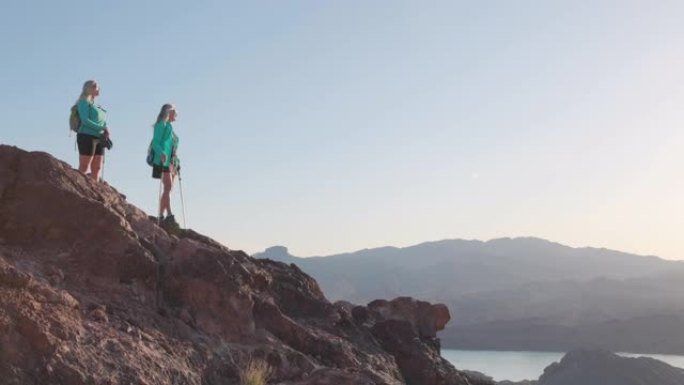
left=156, top=104, right=175, bottom=124
left=77, top=80, right=97, bottom=103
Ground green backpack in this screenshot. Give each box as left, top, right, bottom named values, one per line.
left=69, top=105, right=80, bottom=133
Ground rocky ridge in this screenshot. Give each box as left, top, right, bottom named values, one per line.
left=0, top=145, right=487, bottom=385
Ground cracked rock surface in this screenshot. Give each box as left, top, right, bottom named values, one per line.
left=0, top=145, right=486, bottom=385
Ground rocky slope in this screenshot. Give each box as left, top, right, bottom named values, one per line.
left=0, top=145, right=489, bottom=385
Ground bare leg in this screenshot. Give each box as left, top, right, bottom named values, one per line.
left=78, top=155, right=93, bottom=174
left=90, top=155, right=103, bottom=181
left=160, top=171, right=174, bottom=216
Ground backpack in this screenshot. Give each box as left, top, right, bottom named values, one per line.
left=146, top=142, right=155, bottom=166
left=69, top=104, right=80, bottom=133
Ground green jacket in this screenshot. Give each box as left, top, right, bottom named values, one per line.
left=151, top=121, right=179, bottom=167
left=77, top=99, right=107, bottom=137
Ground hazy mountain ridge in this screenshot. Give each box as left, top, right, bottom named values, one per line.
left=537, top=348, right=684, bottom=385
left=492, top=349, right=684, bottom=385
left=258, top=238, right=677, bottom=302
left=255, top=240, right=684, bottom=353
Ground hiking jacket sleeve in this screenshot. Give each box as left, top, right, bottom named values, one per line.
left=152, top=122, right=173, bottom=166
left=76, top=100, right=107, bottom=135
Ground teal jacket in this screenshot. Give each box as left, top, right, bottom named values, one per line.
left=151, top=121, right=179, bottom=167
left=77, top=99, right=107, bottom=137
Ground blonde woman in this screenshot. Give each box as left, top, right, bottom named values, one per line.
left=75, top=80, right=110, bottom=181
left=151, top=104, right=180, bottom=225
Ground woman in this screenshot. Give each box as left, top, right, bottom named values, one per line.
left=75, top=80, right=110, bottom=181
left=151, top=103, right=180, bottom=225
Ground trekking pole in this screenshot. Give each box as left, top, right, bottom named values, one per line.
left=178, top=169, right=187, bottom=228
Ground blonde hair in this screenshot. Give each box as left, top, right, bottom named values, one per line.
left=156, top=104, right=175, bottom=124
left=77, top=80, right=97, bottom=103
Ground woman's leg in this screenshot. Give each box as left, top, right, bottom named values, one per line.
left=77, top=135, right=97, bottom=176
left=78, top=155, right=92, bottom=174
left=90, top=155, right=103, bottom=181
left=160, top=171, right=174, bottom=216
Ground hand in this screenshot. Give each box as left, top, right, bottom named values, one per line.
left=161, top=154, right=167, bottom=164
left=103, top=128, right=110, bottom=137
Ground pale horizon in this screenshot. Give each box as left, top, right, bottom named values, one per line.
left=2, top=1, right=683, bottom=260
left=251, top=234, right=682, bottom=261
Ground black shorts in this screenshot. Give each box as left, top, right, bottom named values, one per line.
left=77, top=133, right=104, bottom=156
left=152, top=164, right=170, bottom=179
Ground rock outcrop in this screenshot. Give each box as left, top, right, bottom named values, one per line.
left=533, top=348, right=684, bottom=385
left=0, top=145, right=487, bottom=385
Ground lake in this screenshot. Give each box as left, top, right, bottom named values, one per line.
left=441, top=349, right=684, bottom=382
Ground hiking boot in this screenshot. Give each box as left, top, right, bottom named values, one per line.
left=164, top=214, right=177, bottom=225
left=162, top=214, right=181, bottom=234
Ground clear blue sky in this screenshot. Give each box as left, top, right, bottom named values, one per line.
left=2, top=1, right=683, bottom=259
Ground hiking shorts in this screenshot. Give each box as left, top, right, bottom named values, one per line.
left=152, top=164, right=170, bottom=179
left=77, top=133, right=104, bottom=156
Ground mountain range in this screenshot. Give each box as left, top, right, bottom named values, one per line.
left=496, top=348, right=684, bottom=385
left=255, top=239, right=684, bottom=353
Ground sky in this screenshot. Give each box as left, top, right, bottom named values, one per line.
left=1, top=1, right=683, bottom=259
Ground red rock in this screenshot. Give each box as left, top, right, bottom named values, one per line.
left=0, top=145, right=489, bottom=385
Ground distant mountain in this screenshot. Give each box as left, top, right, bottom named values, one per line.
left=534, top=348, right=684, bottom=385
left=256, top=238, right=678, bottom=303
left=255, top=239, right=684, bottom=353
left=496, top=349, right=684, bottom=385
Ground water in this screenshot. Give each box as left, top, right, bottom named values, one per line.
left=442, top=350, right=563, bottom=382
left=441, top=349, right=684, bottom=382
